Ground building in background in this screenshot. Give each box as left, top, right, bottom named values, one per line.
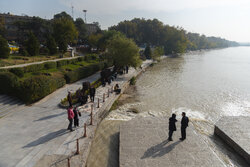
left=85, top=22, right=100, bottom=35
left=0, top=13, right=32, bottom=42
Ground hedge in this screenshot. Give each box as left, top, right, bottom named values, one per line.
left=64, top=62, right=104, bottom=83
left=18, top=75, right=66, bottom=103
left=44, top=62, right=57, bottom=69
left=23, top=63, right=45, bottom=73
left=9, top=68, right=24, bottom=77
left=0, top=72, right=19, bottom=94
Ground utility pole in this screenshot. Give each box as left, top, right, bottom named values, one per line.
left=71, top=3, right=74, bottom=20
left=83, top=10, right=87, bottom=23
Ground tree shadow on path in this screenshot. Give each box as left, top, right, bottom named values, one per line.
left=141, top=140, right=181, bottom=159
left=23, top=129, right=68, bottom=148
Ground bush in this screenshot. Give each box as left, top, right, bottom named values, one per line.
left=64, top=62, right=104, bottom=83
left=0, top=72, right=19, bottom=94
left=84, top=54, right=98, bottom=61
left=77, top=57, right=85, bottom=62
left=57, top=59, right=68, bottom=67
left=18, top=75, right=66, bottom=103
left=130, top=76, right=136, bottom=85
left=44, top=62, right=57, bottom=69
left=9, top=68, right=24, bottom=77
left=23, top=63, right=45, bottom=73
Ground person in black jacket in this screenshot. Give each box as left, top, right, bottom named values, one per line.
left=89, top=86, right=96, bottom=102
left=168, top=114, right=177, bottom=141
left=180, top=112, right=189, bottom=141
left=73, top=107, right=79, bottom=127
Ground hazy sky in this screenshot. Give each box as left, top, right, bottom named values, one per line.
left=1, top=0, right=250, bottom=42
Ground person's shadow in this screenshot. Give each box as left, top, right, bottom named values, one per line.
left=141, top=140, right=181, bottom=159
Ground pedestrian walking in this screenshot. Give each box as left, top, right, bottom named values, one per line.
left=180, top=112, right=189, bottom=141
left=67, top=105, right=75, bottom=131
left=67, top=91, right=72, bottom=106
left=73, top=107, right=81, bottom=127
left=168, top=114, right=177, bottom=141
left=89, top=86, right=96, bottom=102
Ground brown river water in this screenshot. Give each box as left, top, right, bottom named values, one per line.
left=87, top=47, right=250, bottom=167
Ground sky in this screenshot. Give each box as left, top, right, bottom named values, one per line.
left=1, top=0, right=250, bottom=42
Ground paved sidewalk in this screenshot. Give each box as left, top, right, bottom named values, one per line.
left=120, top=117, right=225, bottom=167
left=0, top=60, right=152, bottom=167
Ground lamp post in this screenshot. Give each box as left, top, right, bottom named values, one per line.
left=83, top=10, right=87, bottom=23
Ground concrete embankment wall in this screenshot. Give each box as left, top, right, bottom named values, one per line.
left=214, top=116, right=250, bottom=165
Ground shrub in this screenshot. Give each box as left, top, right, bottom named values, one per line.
left=23, top=63, right=45, bottom=73
left=18, top=75, right=66, bottom=103
left=57, top=59, right=68, bottom=67
left=0, top=72, right=19, bottom=94
left=9, top=68, right=24, bottom=77
left=130, top=76, right=136, bottom=85
left=44, top=62, right=57, bottom=69
left=84, top=54, right=98, bottom=61
left=64, top=62, right=104, bottom=83
left=77, top=57, right=85, bottom=62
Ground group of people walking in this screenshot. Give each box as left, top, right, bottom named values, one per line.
left=168, top=112, right=189, bottom=141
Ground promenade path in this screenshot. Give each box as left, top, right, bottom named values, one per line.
left=0, top=55, right=81, bottom=69
left=0, top=60, right=152, bottom=167
left=120, top=117, right=225, bottom=167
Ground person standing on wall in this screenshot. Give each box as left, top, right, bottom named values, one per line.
left=180, top=112, right=189, bottom=141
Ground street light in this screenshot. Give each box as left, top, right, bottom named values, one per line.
left=83, top=10, right=87, bottom=23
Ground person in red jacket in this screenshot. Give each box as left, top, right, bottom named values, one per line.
left=67, top=105, right=75, bottom=131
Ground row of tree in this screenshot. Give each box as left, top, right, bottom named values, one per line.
left=0, top=12, right=94, bottom=58
left=109, top=18, right=239, bottom=54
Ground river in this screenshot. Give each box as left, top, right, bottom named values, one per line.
left=87, top=47, right=250, bottom=167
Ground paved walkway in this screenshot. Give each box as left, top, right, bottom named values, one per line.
left=120, top=117, right=225, bottom=167
left=0, top=60, right=152, bottom=167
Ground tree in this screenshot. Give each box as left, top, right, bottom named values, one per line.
left=54, top=12, right=73, bottom=21
left=152, top=46, right=164, bottom=61
left=88, top=33, right=103, bottom=49
left=46, top=35, right=57, bottom=55
left=144, top=44, right=152, bottom=59
left=0, top=35, right=10, bottom=58
left=0, top=17, right=6, bottom=37
left=53, top=17, right=78, bottom=52
left=25, top=32, right=39, bottom=56
left=107, top=35, right=141, bottom=69
left=74, top=18, right=87, bottom=41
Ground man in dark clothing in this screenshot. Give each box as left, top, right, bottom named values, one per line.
left=168, top=114, right=177, bottom=141
left=73, top=107, right=79, bottom=127
left=89, top=86, right=96, bottom=102
left=180, top=112, right=189, bottom=141
left=126, top=65, right=129, bottom=73
left=67, top=92, right=72, bottom=106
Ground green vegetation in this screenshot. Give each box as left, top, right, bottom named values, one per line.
left=0, top=54, right=108, bottom=104
left=144, top=44, right=152, bottom=59
left=0, top=35, right=10, bottom=58
left=25, top=32, right=39, bottom=56
left=130, top=76, right=136, bottom=85
left=152, top=46, right=164, bottom=61
left=107, top=34, right=142, bottom=68
left=46, top=35, right=58, bottom=55
left=53, top=16, right=78, bottom=52
left=110, top=18, right=239, bottom=54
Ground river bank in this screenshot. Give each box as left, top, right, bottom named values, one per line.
left=86, top=48, right=250, bottom=167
